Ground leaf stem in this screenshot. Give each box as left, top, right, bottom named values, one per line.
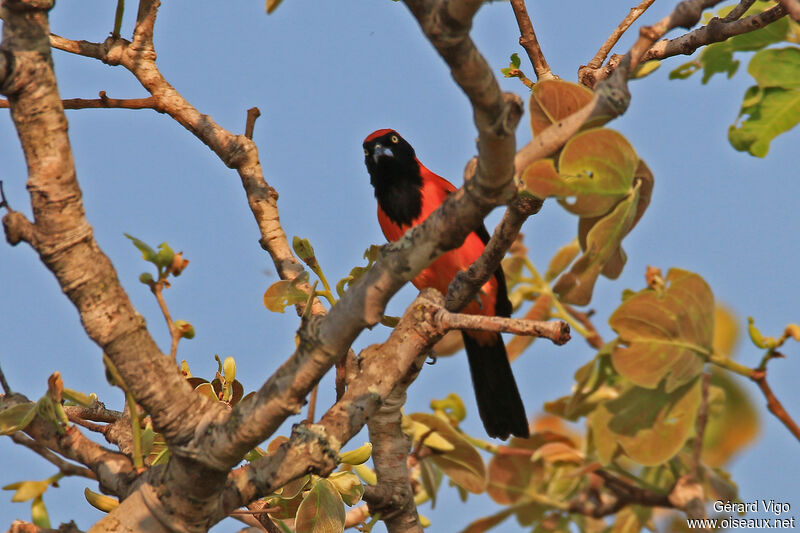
left=112, top=0, right=124, bottom=38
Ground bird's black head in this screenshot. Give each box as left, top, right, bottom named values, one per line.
left=363, top=129, right=423, bottom=225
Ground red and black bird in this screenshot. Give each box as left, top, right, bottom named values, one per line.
left=363, top=129, right=529, bottom=439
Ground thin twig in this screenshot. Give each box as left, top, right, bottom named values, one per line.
left=751, top=369, right=800, bottom=442
left=112, top=0, right=125, bottom=38
left=67, top=416, right=108, bottom=434
left=692, top=372, right=711, bottom=480
left=11, top=433, right=97, bottom=479
left=724, top=0, right=757, bottom=21
left=0, top=92, right=159, bottom=111
left=305, top=384, right=319, bottom=423
left=587, top=0, right=657, bottom=69
left=0, top=363, right=11, bottom=394
left=561, top=303, right=604, bottom=349
left=151, top=281, right=180, bottom=360
left=245, top=107, right=261, bottom=140
left=509, top=0, right=555, bottom=80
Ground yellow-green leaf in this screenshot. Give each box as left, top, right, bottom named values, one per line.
left=487, top=439, right=544, bottom=505
left=544, top=240, right=580, bottom=282
left=84, top=487, right=119, bottom=512
left=329, top=471, right=364, bottom=506
left=295, top=478, right=345, bottom=533
left=31, top=496, right=50, bottom=529
left=590, top=378, right=703, bottom=466
left=3, top=479, right=51, bottom=502
left=729, top=86, right=800, bottom=157
left=264, top=271, right=310, bottom=313
left=553, top=185, right=640, bottom=305
left=409, top=413, right=486, bottom=494
left=609, top=268, right=713, bottom=391
left=556, top=129, right=639, bottom=218
left=0, top=402, right=37, bottom=435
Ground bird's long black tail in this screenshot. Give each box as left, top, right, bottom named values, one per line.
left=462, top=331, right=529, bottom=440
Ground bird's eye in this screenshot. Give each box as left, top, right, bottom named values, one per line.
left=364, top=148, right=369, bottom=156
left=390, top=135, right=399, bottom=144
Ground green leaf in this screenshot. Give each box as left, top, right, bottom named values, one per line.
left=430, top=393, right=466, bottom=423
left=409, top=413, right=486, bottom=494
left=552, top=184, right=641, bottom=305
left=590, top=377, right=703, bottom=466
left=264, top=271, right=310, bottom=313
left=293, top=236, right=318, bottom=269
left=0, top=402, right=37, bottom=435
left=124, top=233, right=157, bottom=263
left=696, top=17, right=790, bottom=84
left=174, top=320, right=195, bottom=339
left=748, top=47, right=800, bottom=88
left=557, top=129, right=639, bottom=217
left=729, top=86, right=800, bottom=156
left=632, top=60, right=660, bottom=79
left=295, top=478, right=346, bottom=533
left=510, top=53, right=521, bottom=69
left=669, top=61, right=701, bottom=80
left=31, top=496, right=51, bottom=529
left=609, top=268, right=713, bottom=391
left=62, top=388, right=95, bottom=407
left=155, top=242, right=175, bottom=270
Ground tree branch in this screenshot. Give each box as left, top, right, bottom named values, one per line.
left=364, top=388, right=422, bottom=533
left=10, top=432, right=97, bottom=480
left=751, top=368, right=800, bottom=442
left=1, top=393, right=137, bottom=498
left=446, top=195, right=542, bottom=312
left=434, top=307, right=570, bottom=344
left=586, top=0, right=657, bottom=69
left=640, top=4, right=787, bottom=62
left=778, top=0, right=800, bottom=22
left=509, top=0, right=555, bottom=80
left=0, top=91, right=158, bottom=110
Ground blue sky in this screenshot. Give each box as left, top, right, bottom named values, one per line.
left=1, top=1, right=798, bottom=530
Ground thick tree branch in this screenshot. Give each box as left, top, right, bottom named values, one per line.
left=403, top=0, right=521, bottom=199
left=364, top=388, right=422, bottom=533
left=509, top=0, right=555, bottom=80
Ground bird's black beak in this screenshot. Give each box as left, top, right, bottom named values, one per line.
left=371, top=143, right=393, bottom=164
